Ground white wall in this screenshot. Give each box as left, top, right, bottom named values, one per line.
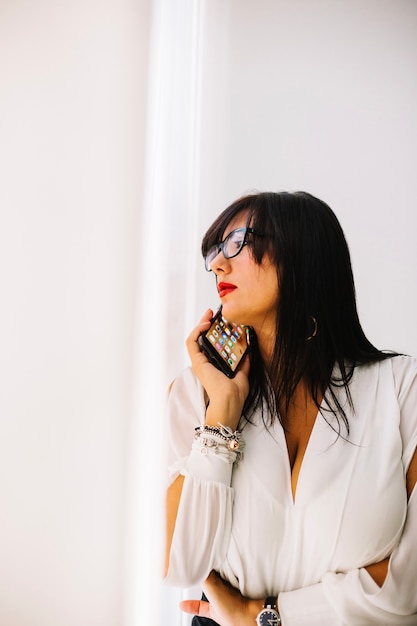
left=0, top=1, right=150, bottom=624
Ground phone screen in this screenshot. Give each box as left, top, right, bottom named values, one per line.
left=198, top=308, right=250, bottom=378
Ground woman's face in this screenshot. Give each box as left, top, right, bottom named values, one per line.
left=209, top=211, right=279, bottom=334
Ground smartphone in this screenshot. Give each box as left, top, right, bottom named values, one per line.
left=198, top=308, right=251, bottom=378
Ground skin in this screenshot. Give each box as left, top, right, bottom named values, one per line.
left=165, top=212, right=417, bottom=624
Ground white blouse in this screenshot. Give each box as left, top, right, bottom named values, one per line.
left=165, top=355, right=417, bottom=625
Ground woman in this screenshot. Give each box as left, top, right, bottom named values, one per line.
left=164, top=191, right=417, bottom=625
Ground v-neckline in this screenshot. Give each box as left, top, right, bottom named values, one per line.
left=287, top=417, right=317, bottom=503
left=282, top=401, right=323, bottom=504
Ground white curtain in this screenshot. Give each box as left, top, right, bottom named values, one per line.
left=124, top=1, right=207, bottom=625
left=125, top=2, right=233, bottom=624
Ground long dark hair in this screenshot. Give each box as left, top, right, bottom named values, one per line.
left=202, top=191, right=397, bottom=434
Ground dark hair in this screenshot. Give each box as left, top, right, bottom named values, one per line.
left=202, top=191, right=397, bottom=435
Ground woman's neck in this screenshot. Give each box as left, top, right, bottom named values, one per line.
left=255, top=322, right=323, bottom=414
left=255, top=325, right=276, bottom=365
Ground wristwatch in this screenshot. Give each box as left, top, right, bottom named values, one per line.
left=256, top=596, right=281, bottom=626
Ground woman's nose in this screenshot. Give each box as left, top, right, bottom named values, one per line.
left=211, top=250, right=230, bottom=274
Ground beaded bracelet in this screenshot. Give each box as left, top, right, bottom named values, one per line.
left=193, top=423, right=245, bottom=463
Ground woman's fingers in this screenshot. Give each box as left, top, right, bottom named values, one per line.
left=185, top=310, right=251, bottom=428
left=186, top=308, right=213, bottom=360
left=179, top=599, right=211, bottom=617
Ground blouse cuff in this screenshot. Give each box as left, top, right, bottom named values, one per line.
left=279, top=582, right=340, bottom=626
left=184, top=445, right=234, bottom=485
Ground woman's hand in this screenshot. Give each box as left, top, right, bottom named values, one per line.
left=180, top=570, right=263, bottom=626
left=186, top=309, right=250, bottom=430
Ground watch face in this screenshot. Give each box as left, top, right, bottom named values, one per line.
left=258, top=609, right=280, bottom=626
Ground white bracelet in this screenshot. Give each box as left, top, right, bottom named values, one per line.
left=193, top=423, right=245, bottom=464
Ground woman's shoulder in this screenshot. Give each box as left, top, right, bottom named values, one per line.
left=350, top=354, right=417, bottom=401
left=355, top=354, right=417, bottom=380
left=382, top=354, right=417, bottom=396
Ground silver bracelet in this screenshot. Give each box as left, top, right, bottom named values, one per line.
left=194, top=423, right=245, bottom=463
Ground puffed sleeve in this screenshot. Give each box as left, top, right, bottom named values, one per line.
left=164, top=367, right=235, bottom=588
left=278, top=356, right=417, bottom=625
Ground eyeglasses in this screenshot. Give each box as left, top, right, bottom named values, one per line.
left=204, top=227, right=262, bottom=272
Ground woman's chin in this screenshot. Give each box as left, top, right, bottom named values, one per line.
left=221, top=303, right=246, bottom=325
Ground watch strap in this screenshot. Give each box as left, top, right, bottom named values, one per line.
left=264, top=596, right=277, bottom=609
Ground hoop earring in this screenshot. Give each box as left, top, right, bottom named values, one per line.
left=306, top=316, right=318, bottom=341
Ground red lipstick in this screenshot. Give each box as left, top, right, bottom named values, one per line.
left=218, top=282, right=237, bottom=298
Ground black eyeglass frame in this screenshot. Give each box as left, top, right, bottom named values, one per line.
left=204, top=227, right=263, bottom=272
